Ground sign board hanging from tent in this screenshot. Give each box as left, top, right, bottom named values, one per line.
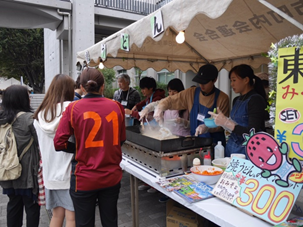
left=101, top=44, right=107, bottom=61
left=151, top=10, right=164, bottom=38
left=121, top=33, right=129, bottom=52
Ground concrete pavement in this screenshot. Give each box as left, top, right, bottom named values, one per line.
left=0, top=171, right=219, bottom=227
left=0, top=171, right=167, bottom=227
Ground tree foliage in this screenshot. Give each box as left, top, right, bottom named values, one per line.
left=0, top=28, right=44, bottom=93
left=99, top=68, right=116, bottom=98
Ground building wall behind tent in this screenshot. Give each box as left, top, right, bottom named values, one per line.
left=112, top=66, right=233, bottom=96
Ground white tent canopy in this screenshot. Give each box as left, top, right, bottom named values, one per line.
left=77, top=0, right=303, bottom=72
left=0, top=78, right=33, bottom=90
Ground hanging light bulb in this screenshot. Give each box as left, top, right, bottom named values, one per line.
left=176, top=31, right=185, bottom=44
left=99, top=62, right=105, bottom=69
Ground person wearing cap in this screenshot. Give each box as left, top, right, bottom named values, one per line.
left=113, top=73, right=141, bottom=110
left=152, top=64, right=230, bottom=146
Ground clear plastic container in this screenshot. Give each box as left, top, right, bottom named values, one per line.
left=214, top=141, right=225, bottom=159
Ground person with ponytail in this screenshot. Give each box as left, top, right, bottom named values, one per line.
left=54, top=68, right=126, bottom=227
left=209, top=64, right=269, bottom=157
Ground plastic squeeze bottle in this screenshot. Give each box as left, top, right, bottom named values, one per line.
left=203, top=151, right=212, bottom=165
left=214, top=141, right=225, bottom=159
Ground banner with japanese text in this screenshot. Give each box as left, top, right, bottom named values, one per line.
left=212, top=156, right=302, bottom=225
left=275, top=47, right=303, bottom=160
left=212, top=130, right=303, bottom=225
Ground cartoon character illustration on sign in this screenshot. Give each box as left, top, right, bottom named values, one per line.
left=242, top=129, right=302, bottom=187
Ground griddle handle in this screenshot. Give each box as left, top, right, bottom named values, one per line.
left=181, top=137, right=194, bottom=147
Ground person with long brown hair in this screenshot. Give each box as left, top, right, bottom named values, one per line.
left=54, top=68, right=126, bottom=227
left=33, top=74, right=75, bottom=227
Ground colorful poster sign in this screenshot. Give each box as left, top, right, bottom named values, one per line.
left=150, top=10, right=164, bottom=38
left=212, top=130, right=303, bottom=225
left=120, top=33, right=129, bottom=51
left=275, top=47, right=303, bottom=160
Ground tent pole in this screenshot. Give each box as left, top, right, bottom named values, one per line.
left=258, top=0, right=303, bottom=30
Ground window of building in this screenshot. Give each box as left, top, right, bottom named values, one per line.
left=157, top=69, right=175, bottom=84
left=117, top=69, right=127, bottom=75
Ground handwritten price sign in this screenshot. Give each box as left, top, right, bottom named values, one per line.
left=212, top=157, right=302, bottom=225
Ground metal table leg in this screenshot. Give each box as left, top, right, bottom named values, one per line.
left=130, top=174, right=139, bottom=227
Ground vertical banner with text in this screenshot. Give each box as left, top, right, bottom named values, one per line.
left=150, top=10, right=164, bottom=38
left=275, top=47, right=303, bottom=160
left=101, top=44, right=107, bottom=61
left=121, top=33, right=129, bottom=52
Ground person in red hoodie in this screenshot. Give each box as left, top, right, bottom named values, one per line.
left=54, top=68, right=126, bottom=227
left=124, top=77, right=165, bottom=125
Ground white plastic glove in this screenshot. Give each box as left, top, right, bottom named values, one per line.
left=153, top=102, right=166, bottom=122
left=139, top=101, right=159, bottom=121
left=175, top=117, right=190, bottom=128
left=195, top=124, right=208, bottom=136
left=208, top=107, right=236, bottom=132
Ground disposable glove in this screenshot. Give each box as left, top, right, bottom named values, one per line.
left=195, top=124, right=208, bottom=136
left=153, top=103, right=166, bottom=122
left=139, top=101, right=159, bottom=121
left=175, top=117, right=190, bottom=128
left=208, top=107, right=236, bottom=132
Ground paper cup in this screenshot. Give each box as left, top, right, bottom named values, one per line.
left=230, top=153, right=246, bottom=159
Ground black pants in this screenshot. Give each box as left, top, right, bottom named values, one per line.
left=70, top=182, right=121, bottom=227
left=7, top=194, right=40, bottom=227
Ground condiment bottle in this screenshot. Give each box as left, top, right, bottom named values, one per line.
left=214, top=141, right=225, bottom=159
left=203, top=151, right=211, bottom=165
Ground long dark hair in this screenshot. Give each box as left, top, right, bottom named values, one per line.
left=0, top=85, right=32, bottom=124
left=167, top=78, right=186, bottom=118
left=34, top=74, right=75, bottom=122
left=229, top=64, right=267, bottom=102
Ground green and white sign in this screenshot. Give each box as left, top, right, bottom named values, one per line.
left=121, top=33, right=129, bottom=52
left=101, top=44, right=107, bottom=61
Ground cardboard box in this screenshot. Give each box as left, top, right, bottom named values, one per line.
left=166, top=200, right=199, bottom=227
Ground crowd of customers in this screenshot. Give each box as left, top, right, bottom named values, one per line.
left=0, top=63, right=270, bottom=226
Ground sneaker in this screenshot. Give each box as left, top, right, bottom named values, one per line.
left=138, top=184, right=150, bottom=190
left=147, top=187, right=157, bottom=193
left=159, top=195, right=169, bottom=203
